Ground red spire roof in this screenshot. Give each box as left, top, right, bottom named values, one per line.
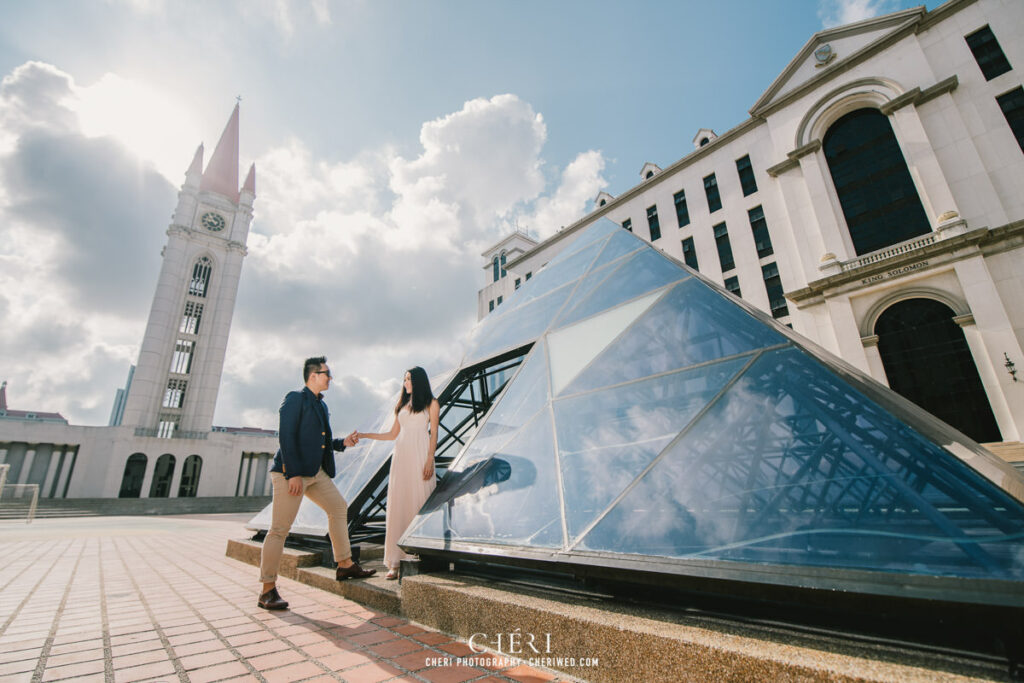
left=200, top=103, right=240, bottom=201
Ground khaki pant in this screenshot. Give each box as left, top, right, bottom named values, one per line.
left=259, top=469, right=350, bottom=583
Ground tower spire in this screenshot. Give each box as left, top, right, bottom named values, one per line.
left=186, top=143, right=204, bottom=177
left=200, top=103, right=240, bottom=201
left=241, top=162, right=256, bottom=196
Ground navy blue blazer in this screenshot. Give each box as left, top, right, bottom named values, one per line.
left=271, top=387, right=346, bottom=479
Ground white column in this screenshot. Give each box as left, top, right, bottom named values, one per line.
left=954, top=314, right=1019, bottom=442
left=16, top=447, right=35, bottom=485
left=42, top=447, right=63, bottom=498
left=860, top=335, right=890, bottom=386
left=53, top=447, right=77, bottom=499
left=168, top=454, right=185, bottom=498
left=887, top=104, right=961, bottom=227
left=796, top=150, right=852, bottom=262
left=139, top=454, right=157, bottom=498
left=825, top=295, right=872, bottom=374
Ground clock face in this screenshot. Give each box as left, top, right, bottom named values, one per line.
left=201, top=212, right=226, bottom=232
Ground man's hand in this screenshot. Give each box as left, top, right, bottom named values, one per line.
left=343, top=430, right=359, bottom=448
left=288, top=477, right=304, bottom=496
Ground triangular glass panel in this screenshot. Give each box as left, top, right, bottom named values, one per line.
left=463, top=280, right=575, bottom=365
left=555, top=356, right=750, bottom=540
left=409, top=411, right=563, bottom=547
left=509, top=239, right=604, bottom=309
left=562, top=278, right=786, bottom=395
left=547, top=290, right=664, bottom=396
left=579, top=347, right=1024, bottom=580
left=554, top=249, right=688, bottom=329
left=589, top=228, right=646, bottom=270
left=545, top=219, right=622, bottom=267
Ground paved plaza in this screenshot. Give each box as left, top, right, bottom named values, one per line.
left=0, top=514, right=569, bottom=683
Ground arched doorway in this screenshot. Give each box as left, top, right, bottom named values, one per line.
left=875, top=299, right=1000, bottom=442
left=823, top=108, right=931, bottom=255
left=118, top=453, right=147, bottom=498
left=178, top=455, right=202, bottom=497
left=149, top=454, right=176, bottom=498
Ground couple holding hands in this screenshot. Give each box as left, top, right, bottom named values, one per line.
left=258, top=356, right=438, bottom=610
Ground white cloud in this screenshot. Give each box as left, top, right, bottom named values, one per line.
left=1, top=60, right=607, bottom=430
left=818, top=0, right=901, bottom=28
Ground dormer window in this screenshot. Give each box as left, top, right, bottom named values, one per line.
left=699, top=138, right=709, bottom=147
left=693, top=128, right=717, bottom=150
left=640, top=162, right=661, bottom=180
left=646, top=171, right=654, bottom=179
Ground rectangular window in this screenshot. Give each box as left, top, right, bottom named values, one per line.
left=762, top=262, right=789, bottom=319
left=704, top=173, right=722, bottom=213
left=188, top=260, right=211, bottom=298
left=735, top=155, right=757, bottom=196
left=747, top=205, right=774, bottom=258
left=514, top=278, right=521, bottom=289
left=163, top=379, right=187, bottom=409
left=681, top=237, right=698, bottom=270
left=488, top=300, right=494, bottom=312
left=526, top=272, right=532, bottom=280
left=673, top=190, right=690, bottom=227
left=997, top=87, right=1024, bottom=153
left=713, top=222, right=735, bottom=272
left=966, top=26, right=1012, bottom=81
left=170, top=339, right=194, bottom=375
left=646, top=205, right=661, bottom=241
left=157, top=416, right=178, bottom=439
left=622, top=218, right=632, bottom=233
left=179, top=301, right=203, bottom=335
left=497, top=295, right=503, bottom=306
left=725, top=276, right=741, bottom=297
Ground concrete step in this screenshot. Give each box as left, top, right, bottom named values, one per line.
left=982, top=440, right=1024, bottom=463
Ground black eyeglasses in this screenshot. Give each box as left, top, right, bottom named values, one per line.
left=313, top=370, right=332, bottom=379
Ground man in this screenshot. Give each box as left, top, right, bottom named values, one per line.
left=258, top=356, right=376, bottom=610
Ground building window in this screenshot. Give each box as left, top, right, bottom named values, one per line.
left=761, top=262, right=789, bottom=319
left=163, top=379, right=187, bottom=409
left=157, top=417, right=178, bottom=439
left=725, top=276, right=741, bottom=297
left=500, top=251, right=507, bottom=278
left=489, top=300, right=495, bottom=312
left=118, top=453, right=147, bottom=498
left=646, top=205, right=661, bottom=241
left=736, top=155, right=757, bottom=196
left=823, top=108, right=931, bottom=255
left=645, top=170, right=654, bottom=179
left=622, top=218, right=632, bottom=233
left=704, top=173, right=722, bottom=213
left=681, top=237, right=698, bottom=270
left=965, top=26, right=1011, bottom=81
left=997, top=87, right=1024, bottom=153
left=178, top=455, right=203, bottom=497
left=189, top=257, right=212, bottom=297
left=171, top=339, right=194, bottom=375
left=514, top=278, right=521, bottom=289
left=713, top=222, right=735, bottom=272
left=525, top=272, right=532, bottom=280
left=150, top=454, right=175, bottom=496
left=599, top=198, right=607, bottom=206
left=673, top=190, right=690, bottom=227
left=179, top=301, right=203, bottom=335
left=497, top=295, right=503, bottom=306
left=492, top=256, right=500, bottom=283
left=747, top=205, right=774, bottom=258
left=699, top=137, right=710, bottom=147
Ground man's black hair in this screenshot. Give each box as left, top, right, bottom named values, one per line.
left=303, top=356, right=327, bottom=382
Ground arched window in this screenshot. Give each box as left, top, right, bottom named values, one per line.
left=875, top=299, right=1000, bottom=442
left=118, top=453, right=147, bottom=498
left=149, top=454, right=176, bottom=497
left=178, top=455, right=202, bottom=497
left=645, top=170, right=654, bottom=179
left=823, top=109, right=931, bottom=255
left=492, top=256, right=500, bottom=283
left=189, top=257, right=213, bottom=297
left=699, top=137, right=709, bottom=147
left=500, top=251, right=507, bottom=278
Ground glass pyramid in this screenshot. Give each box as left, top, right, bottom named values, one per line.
left=401, top=219, right=1024, bottom=602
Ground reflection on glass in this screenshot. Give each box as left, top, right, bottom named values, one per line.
left=556, top=357, right=748, bottom=539
left=464, top=281, right=575, bottom=365
left=409, top=412, right=561, bottom=547
left=545, top=219, right=621, bottom=267
left=509, top=240, right=603, bottom=309
left=555, top=249, right=688, bottom=330
left=581, top=348, right=1024, bottom=579
left=563, top=278, right=784, bottom=395
left=590, top=229, right=645, bottom=270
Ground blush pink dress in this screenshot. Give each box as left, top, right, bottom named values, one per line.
left=384, top=406, right=437, bottom=570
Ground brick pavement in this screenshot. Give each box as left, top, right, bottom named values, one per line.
left=0, top=515, right=574, bottom=683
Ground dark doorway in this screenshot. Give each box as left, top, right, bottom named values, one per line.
left=823, top=108, right=932, bottom=255
left=178, top=455, right=202, bottom=497
left=149, top=454, right=176, bottom=498
left=875, top=299, right=1001, bottom=442
left=118, top=453, right=147, bottom=498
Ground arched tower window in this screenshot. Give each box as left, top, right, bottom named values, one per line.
left=500, top=251, right=507, bottom=278
left=823, top=109, right=931, bottom=256
left=492, top=256, right=500, bottom=283
left=189, top=257, right=213, bottom=297
left=149, top=454, right=176, bottom=497
left=118, top=453, right=147, bottom=498
left=875, top=298, right=1000, bottom=442
left=178, top=455, right=202, bottom=497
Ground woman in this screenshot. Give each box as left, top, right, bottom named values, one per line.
left=357, top=367, right=439, bottom=579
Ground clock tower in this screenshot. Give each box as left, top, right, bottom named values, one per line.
left=120, top=103, right=256, bottom=437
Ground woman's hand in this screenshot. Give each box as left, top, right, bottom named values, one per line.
left=423, top=462, right=435, bottom=481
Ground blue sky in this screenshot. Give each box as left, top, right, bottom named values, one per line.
left=0, top=0, right=935, bottom=429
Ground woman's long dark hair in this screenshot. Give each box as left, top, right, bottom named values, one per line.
left=395, top=366, right=434, bottom=414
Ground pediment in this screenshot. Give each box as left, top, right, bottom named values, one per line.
left=751, top=7, right=924, bottom=115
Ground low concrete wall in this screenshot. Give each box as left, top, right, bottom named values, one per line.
left=0, top=495, right=271, bottom=518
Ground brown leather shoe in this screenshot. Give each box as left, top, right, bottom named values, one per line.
left=336, top=562, right=376, bottom=580
left=257, top=587, right=289, bottom=610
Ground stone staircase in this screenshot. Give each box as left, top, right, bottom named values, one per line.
left=0, top=495, right=271, bottom=521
